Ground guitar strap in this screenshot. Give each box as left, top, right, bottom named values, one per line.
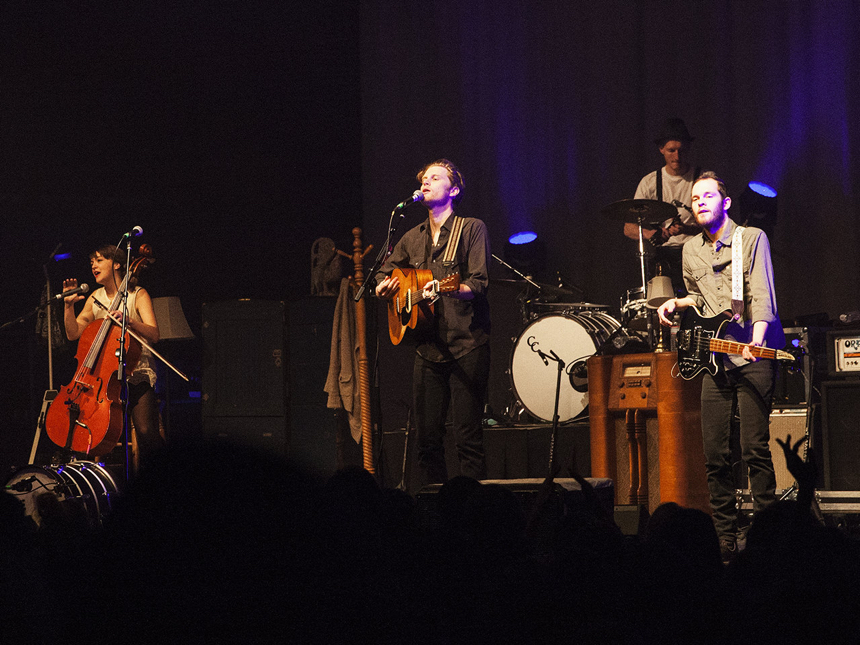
left=442, top=215, right=465, bottom=268
left=731, top=225, right=746, bottom=321
left=655, top=169, right=662, bottom=203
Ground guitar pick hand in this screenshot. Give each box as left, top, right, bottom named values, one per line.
left=375, top=275, right=400, bottom=299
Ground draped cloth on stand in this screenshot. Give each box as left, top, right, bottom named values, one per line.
left=324, top=278, right=362, bottom=443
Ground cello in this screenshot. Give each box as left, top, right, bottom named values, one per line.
left=45, top=247, right=154, bottom=456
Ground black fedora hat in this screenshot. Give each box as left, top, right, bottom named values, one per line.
left=654, top=118, right=695, bottom=145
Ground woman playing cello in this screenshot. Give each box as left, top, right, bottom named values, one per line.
left=61, top=245, right=164, bottom=463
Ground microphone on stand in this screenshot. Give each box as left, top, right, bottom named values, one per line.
left=6, top=475, right=38, bottom=492
left=53, top=283, right=90, bottom=300
left=123, top=226, right=144, bottom=238
left=394, top=190, right=424, bottom=211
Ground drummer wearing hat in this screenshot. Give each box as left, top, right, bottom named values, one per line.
left=624, top=118, right=701, bottom=294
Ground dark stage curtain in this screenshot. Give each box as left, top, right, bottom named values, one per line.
left=361, top=0, right=860, bottom=322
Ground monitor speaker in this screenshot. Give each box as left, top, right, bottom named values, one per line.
left=822, top=381, right=860, bottom=490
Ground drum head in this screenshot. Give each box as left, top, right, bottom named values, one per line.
left=510, top=313, right=618, bottom=422
left=4, top=466, right=69, bottom=526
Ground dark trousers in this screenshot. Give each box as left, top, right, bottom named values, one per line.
left=701, top=359, right=777, bottom=539
left=413, top=344, right=490, bottom=486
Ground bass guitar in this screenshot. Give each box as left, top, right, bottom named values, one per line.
left=386, top=268, right=460, bottom=345
left=675, top=306, right=794, bottom=380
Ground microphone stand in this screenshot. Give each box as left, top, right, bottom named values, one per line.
left=117, top=238, right=134, bottom=481
left=354, top=206, right=408, bottom=303
left=529, top=339, right=566, bottom=477
left=545, top=349, right=566, bottom=478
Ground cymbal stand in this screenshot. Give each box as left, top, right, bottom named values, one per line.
left=491, top=253, right=543, bottom=290
left=634, top=219, right=650, bottom=304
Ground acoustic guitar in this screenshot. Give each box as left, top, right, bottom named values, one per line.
left=675, top=306, right=794, bottom=380
left=386, top=267, right=460, bottom=345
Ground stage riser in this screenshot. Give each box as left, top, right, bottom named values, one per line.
left=378, top=423, right=591, bottom=494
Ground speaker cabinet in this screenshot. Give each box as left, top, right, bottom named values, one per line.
left=822, top=381, right=860, bottom=490
left=202, top=300, right=287, bottom=455
left=202, top=300, right=286, bottom=417
left=288, top=297, right=338, bottom=476
left=768, top=409, right=808, bottom=491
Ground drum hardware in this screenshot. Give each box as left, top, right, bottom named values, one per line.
left=527, top=299, right=611, bottom=321
left=492, top=253, right=588, bottom=325
left=491, top=253, right=543, bottom=290
left=621, top=287, right=648, bottom=332
left=646, top=276, right=674, bottom=352
left=601, top=328, right=650, bottom=355
left=603, top=198, right=677, bottom=333
left=556, top=270, right=586, bottom=301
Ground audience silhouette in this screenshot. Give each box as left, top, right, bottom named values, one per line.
left=2, top=435, right=859, bottom=644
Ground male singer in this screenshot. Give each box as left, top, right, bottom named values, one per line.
left=375, top=159, right=490, bottom=485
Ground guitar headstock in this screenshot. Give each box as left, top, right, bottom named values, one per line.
left=776, top=349, right=796, bottom=362
left=438, top=273, right=461, bottom=293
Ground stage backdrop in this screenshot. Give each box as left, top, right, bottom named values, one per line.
left=360, top=0, right=860, bottom=434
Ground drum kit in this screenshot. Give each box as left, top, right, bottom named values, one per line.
left=495, top=199, right=678, bottom=425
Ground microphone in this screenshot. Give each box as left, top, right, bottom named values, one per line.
left=123, top=226, right=144, bottom=238
left=671, top=200, right=694, bottom=214
left=53, top=283, right=90, bottom=300
left=395, top=190, right=424, bottom=211
left=6, top=475, right=37, bottom=492
left=569, top=360, right=589, bottom=393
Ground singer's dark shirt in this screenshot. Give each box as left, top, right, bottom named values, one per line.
left=376, top=214, right=490, bottom=362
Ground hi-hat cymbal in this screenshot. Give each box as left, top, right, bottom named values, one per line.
left=601, top=198, right=677, bottom=226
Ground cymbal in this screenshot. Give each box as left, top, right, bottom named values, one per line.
left=601, top=199, right=677, bottom=227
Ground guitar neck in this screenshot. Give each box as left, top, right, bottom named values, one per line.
left=709, top=338, right=779, bottom=361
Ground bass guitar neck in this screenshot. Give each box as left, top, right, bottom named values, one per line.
left=676, top=307, right=794, bottom=380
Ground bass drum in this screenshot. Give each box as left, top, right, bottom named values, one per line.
left=3, top=461, right=117, bottom=528
left=510, top=312, right=619, bottom=423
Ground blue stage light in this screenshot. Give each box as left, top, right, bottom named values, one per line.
left=738, top=181, right=778, bottom=235
left=504, top=231, right=544, bottom=278
left=508, top=231, right=537, bottom=245
left=748, top=181, right=777, bottom=198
